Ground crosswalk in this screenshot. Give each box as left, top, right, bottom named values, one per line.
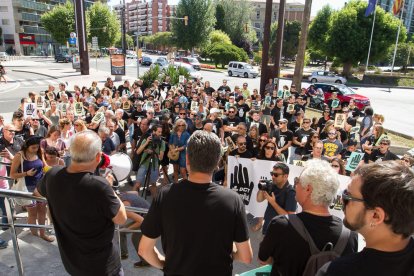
left=6, top=77, right=62, bottom=88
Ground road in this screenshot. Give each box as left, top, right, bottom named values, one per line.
left=1, top=55, right=413, bottom=137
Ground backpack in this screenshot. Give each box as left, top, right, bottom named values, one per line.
left=286, top=214, right=350, bottom=276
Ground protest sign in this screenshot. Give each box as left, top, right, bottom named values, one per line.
left=375, top=134, right=389, bottom=146
left=334, top=113, right=346, bottom=128
left=227, top=157, right=350, bottom=217
left=331, top=99, right=340, bottom=108
left=225, top=136, right=237, bottom=152
left=23, top=103, right=37, bottom=119
left=293, top=160, right=306, bottom=167
left=179, top=75, right=185, bottom=83
left=287, top=104, right=295, bottom=113
left=122, top=101, right=131, bottom=110
left=74, top=102, right=84, bottom=117
left=345, top=152, right=365, bottom=172
left=35, top=95, right=45, bottom=110
left=92, top=112, right=103, bottom=124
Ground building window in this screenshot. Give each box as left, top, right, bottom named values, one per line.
left=0, top=6, right=8, bottom=12
left=1, top=19, right=9, bottom=25
left=273, top=11, right=277, bottom=20
left=254, top=22, right=261, bottom=29
left=256, top=10, right=260, bottom=20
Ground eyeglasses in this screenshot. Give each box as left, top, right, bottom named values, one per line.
left=342, top=189, right=364, bottom=207
left=179, top=113, right=187, bottom=115
left=238, top=142, right=246, bottom=146
left=265, top=146, right=275, bottom=150
left=331, top=164, right=340, bottom=168
left=328, top=133, right=336, bottom=136
left=270, top=172, right=283, bottom=177
left=380, top=142, right=389, bottom=146
left=228, top=111, right=235, bottom=113
left=177, top=124, right=186, bottom=127
left=303, top=121, right=310, bottom=124
left=259, top=139, right=267, bottom=142
left=32, top=119, right=39, bottom=121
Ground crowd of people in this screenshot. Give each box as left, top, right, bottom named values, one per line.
left=0, top=75, right=413, bottom=275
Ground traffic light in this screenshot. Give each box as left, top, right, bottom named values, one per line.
left=244, top=23, right=248, bottom=33
left=184, top=16, right=188, bottom=26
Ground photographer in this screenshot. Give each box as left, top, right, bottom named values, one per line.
left=256, top=162, right=297, bottom=234
left=133, top=124, right=165, bottom=196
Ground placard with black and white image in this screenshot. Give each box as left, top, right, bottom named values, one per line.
left=23, top=103, right=37, bottom=119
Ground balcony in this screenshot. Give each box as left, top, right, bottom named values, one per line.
left=21, top=12, right=41, bottom=22
left=15, top=0, right=50, bottom=12
left=22, top=25, right=49, bottom=35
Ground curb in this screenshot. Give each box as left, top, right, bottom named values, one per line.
left=11, top=69, right=71, bottom=81
left=307, top=107, right=413, bottom=141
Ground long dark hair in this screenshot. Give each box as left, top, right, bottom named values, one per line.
left=21, top=139, right=43, bottom=161
left=257, top=140, right=280, bottom=161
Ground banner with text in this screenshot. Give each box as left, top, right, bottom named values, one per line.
left=227, top=157, right=350, bottom=217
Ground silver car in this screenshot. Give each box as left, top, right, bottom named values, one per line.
left=0, top=52, right=8, bottom=61
left=308, top=71, right=347, bottom=84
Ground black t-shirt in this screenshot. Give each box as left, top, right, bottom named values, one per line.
left=271, top=107, right=284, bottom=128
left=294, top=128, right=314, bottom=154
left=130, top=110, right=147, bottom=126
left=318, top=237, right=414, bottom=276
left=141, top=180, right=249, bottom=276
left=223, top=116, right=240, bottom=137
left=247, top=121, right=268, bottom=136
left=114, top=127, right=126, bottom=144
left=204, top=86, right=215, bottom=95
left=229, top=149, right=254, bottom=158
left=370, top=149, right=399, bottom=163
left=259, top=213, right=358, bottom=276
left=235, top=103, right=250, bottom=122
left=37, top=167, right=121, bottom=276
left=317, top=116, right=330, bottom=131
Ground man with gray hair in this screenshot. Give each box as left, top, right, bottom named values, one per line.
left=258, top=159, right=358, bottom=276
left=35, top=130, right=127, bottom=275
left=139, top=130, right=253, bottom=274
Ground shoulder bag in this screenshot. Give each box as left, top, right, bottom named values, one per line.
left=168, top=144, right=180, bottom=161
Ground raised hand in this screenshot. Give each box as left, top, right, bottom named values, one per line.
left=230, top=164, right=254, bottom=205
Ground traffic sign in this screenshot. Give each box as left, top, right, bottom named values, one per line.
left=92, top=36, right=99, bottom=50
left=69, top=32, right=77, bottom=47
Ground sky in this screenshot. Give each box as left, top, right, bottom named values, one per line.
left=108, top=0, right=351, bottom=17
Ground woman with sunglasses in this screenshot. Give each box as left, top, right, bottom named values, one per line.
left=257, top=140, right=283, bottom=162
left=169, top=119, right=190, bottom=184
left=330, top=157, right=346, bottom=175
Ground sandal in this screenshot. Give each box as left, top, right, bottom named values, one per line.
left=40, top=235, right=55, bottom=242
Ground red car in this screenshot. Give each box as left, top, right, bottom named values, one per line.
left=310, top=83, right=371, bottom=110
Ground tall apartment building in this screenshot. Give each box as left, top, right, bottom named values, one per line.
left=248, top=0, right=305, bottom=40
left=377, top=0, right=414, bottom=36
left=113, top=0, right=169, bottom=37
left=0, top=0, right=103, bottom=56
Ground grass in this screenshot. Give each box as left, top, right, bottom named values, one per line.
left=305, top=109, right=414, bottom=149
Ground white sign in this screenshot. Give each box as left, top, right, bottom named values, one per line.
left=92, top=36, right=99, bottom=50
left=23, top=103, right=37, bottom=119
left=226, top=157, right=350, bottom=217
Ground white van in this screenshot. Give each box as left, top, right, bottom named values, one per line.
left=227, top=61, right=259, bottom=78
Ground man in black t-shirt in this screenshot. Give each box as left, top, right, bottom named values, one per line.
left=247, top=110, right=267, bottom=136
left=223, top=106, right=241, bottom=138
left=369, top=138, right=399, bottom=163
left=235, top=96, right=250, bottom=122
left=139, top=131, right=252, bottom=275
left=259, top=160, right=358, bottom=276
left=229, top=135, right=253, bottom=158
left=318, top=161, right=414, bottom=276
left=35, top=131, right=127, bottom=276
left=271, top=118, right=293, bottom=161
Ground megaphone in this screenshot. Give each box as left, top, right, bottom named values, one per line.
left=99, top=153, right=132, bottom=182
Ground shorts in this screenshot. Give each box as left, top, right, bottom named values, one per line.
left=136, top=166, right=159, bottom=184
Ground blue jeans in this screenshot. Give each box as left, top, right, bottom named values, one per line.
left=0, top=197, right=7, bottom=225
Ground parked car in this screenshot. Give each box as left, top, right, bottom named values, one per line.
left=173, top=62, right=202, bottom=80
left=227, top=61, right=259, bottom=78
left=308, top=71, right=347, bottom=84
left=55, top=53, right=72, bottom=63
left=309, top=83, right=371, bottom=110
left=177, top=56, right=201, bottom=71
left=140, top=56, right=152, bottom=66
left=151, top=59, right=169, bottom=70
left=126, top=53, right=137, bottom=59
left=0, top=52, right=8, bottom=61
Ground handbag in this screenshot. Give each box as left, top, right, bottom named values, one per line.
left=168, top=145, right=180, bottom=161
left=11, top=154, right=33, bottom=206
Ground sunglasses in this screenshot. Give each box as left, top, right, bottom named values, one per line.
left=228, top=111, right=235, bottom=113
left=238, top=142, right=246, bottom=146
left=380, top=142, right=389, bottom=146
left=303, top=121, right=310, bottom=124
left=259, top=139, right=267, bottom=142
left=32, top=119, right=39, bottom=121
left=342, top=189, right=364, bottom=207
left=278, top=122, right=286, bottom=125
left=179, top=113, right=187, bottom=115
left=270, top=172, right=283, bottom=177
left=265, top=146, right=275, bottom=150
left=177, top=124, right=186, bottom=127
left=328, top=133, right=336, bottom=135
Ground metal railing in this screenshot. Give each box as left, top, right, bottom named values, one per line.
left=0, top=187, right=148, bottom=276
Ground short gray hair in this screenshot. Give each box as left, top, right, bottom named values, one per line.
left=70, top=130, right=102, bottom=163
left=187, top=131, right=221, bottom=174
left=299, top=159, right=339, bottom=206
left=98, top=126, right=110, bottom=137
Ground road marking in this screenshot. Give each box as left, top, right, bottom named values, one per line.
left=33, top=80, right=45, bottom=85
left=46, top=79, right=58, bottom=85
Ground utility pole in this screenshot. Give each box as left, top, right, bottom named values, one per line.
left=121, top=0, right=127, bottom=54
left=292, top=0, right=312, bottom=89
left=259, top=0, right=273, bottom=96
left=271, top=0, right=286, bottom=91
left=74, top=0, right=89, bottom=75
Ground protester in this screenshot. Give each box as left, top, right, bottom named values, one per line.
left=139, top=131, right=253, bottom=274
left=35, top=131, right=127, bottom=275
left=259, top=159, right=358, bottom=276
left=317, top=161, right=414, bottom=275
left=169, top=119, right=190, bottom=183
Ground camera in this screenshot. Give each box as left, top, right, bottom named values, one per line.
left=258, top=179, right=274, bottom=195
left=150, top=134, right=162, bottom=148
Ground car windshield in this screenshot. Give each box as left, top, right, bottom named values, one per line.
left=187, top=57, right=197, bottom=63
left=245, top=64, right=253, bottom=69
left=337, top=85, right=355, bottom=95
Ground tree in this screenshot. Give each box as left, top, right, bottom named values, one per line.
left=325, top=0, right=406, bottom=76
left=308, top=5, right=333, bottom=59
left=115, top=34, right=134, bottom=49
left=88, top=2, right=120, bottom=47
left=205, top=43, right=248, bottom=68
left=215, top=0, right=255, bottom=47
left=209, top=30, right=232, bottom=45
left=40, top=1, right=76, bottom=45
left=269, top=21, right=301, bottom=62
left=172, top=0, right=216, bottom=51
left=215, top=4, right=226, bottom=31
left=386, top=42, right=414, bottom=72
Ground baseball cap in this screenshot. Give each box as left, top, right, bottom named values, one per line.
left=278, top=118, right=288, bottom=123
left=210, top=108, right=220, bottom=114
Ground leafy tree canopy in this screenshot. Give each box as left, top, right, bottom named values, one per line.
left=88, top=2, right=120, bottom=47
left=269, top=20, right=302, bottom=61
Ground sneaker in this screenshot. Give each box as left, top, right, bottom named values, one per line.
left=134, top=260, right=149, bottom=268
left=0, top=239, right=8, bottom=249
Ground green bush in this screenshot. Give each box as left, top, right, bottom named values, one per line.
left=141, top=65, right=161, bottom=88
left=161, top=65, right=191, bottom=86
left=204, top=43, right=249, bottom=68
